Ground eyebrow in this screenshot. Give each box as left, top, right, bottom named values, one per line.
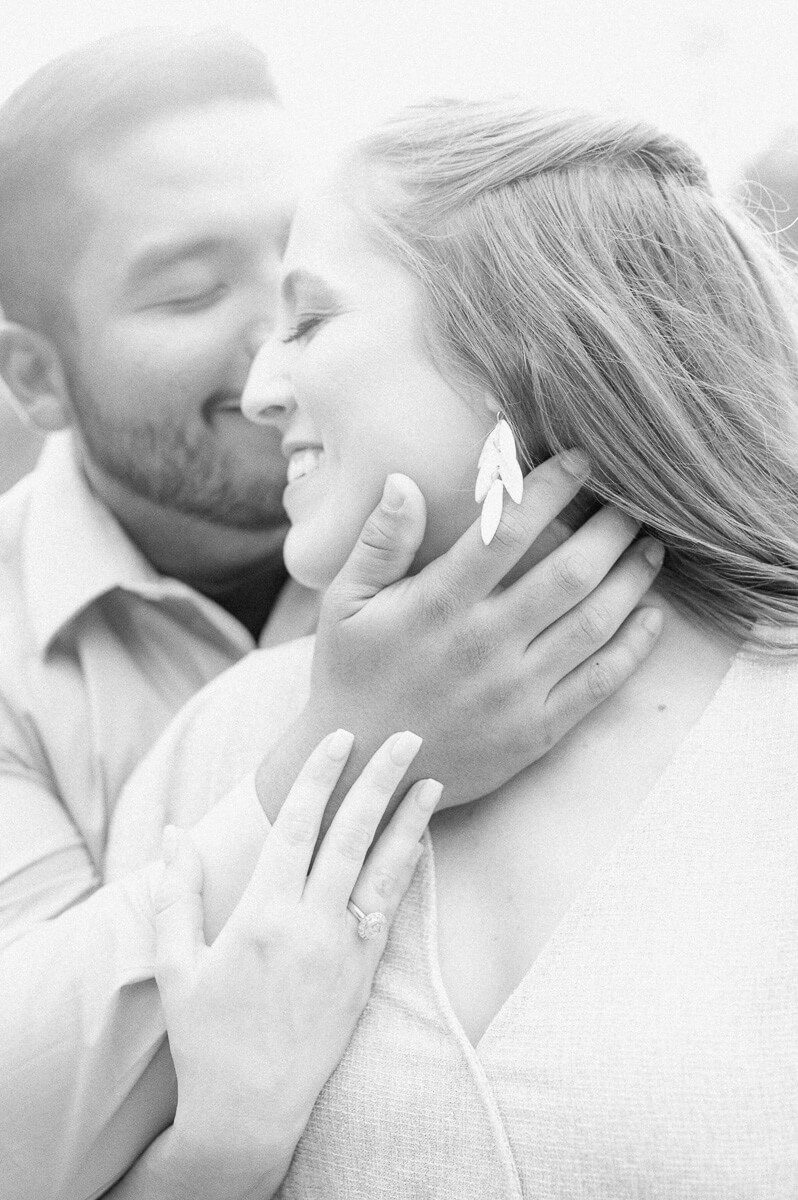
left=126, top=237, right=225, bottom=289
left=281, top=268, right=337, bottom=306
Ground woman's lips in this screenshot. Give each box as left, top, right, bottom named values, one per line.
left=286, top=447, right=326, bottom=484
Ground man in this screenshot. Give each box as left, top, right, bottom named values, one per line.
left=0, top=28, right=314, bottom=873
left=0, top=30, right=663, bottom=1200
left=0, top=30, right=315, bottom=1200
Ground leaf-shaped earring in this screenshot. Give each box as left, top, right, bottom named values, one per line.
left=475, top=412, right=523, bottom=545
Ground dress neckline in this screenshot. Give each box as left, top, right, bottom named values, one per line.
left=421, top=639, right=749, bottom=1054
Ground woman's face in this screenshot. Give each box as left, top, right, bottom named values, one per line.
left=241, top=189, right=493, bottom=590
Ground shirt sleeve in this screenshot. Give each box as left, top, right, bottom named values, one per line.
left=0, top=708, right=268, bottom=1200
left=1, top=639, right=309, bottom=1200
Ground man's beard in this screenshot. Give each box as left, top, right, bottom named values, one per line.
left=72, top=394, right=287, bottom=531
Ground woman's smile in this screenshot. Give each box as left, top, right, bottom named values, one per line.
left=285, top=446, right=326, bottom=485
left=241, top=189, right=493, bottom=590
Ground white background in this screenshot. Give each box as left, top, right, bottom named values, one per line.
left=1, top=0, right=796, bottom=190
left=1, top=0, right=796, bottom=484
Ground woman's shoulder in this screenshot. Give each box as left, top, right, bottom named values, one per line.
left=693, top=635, right=798, bottom=780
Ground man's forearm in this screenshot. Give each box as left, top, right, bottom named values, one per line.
left=103, top=1124, right=294, bottom=1200
left=1, top=875, right=175, bottom=1200
left=3, top=776, right=271, bottom=1199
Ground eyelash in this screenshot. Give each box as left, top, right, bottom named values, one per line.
left=282, top=314, right=326, bottom=344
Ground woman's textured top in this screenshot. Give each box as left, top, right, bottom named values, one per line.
left=108, top=634, right=798, bottom=1199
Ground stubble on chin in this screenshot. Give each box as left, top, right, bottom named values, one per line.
left=74, top=409, right=288, bottom=531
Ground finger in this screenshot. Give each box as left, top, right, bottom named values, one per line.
left=348, top=778, right=442, bottom=937
left=324, top=475, right=427, bottom=617
left=420, top=451, right=591, bottom=610
left=500, top=506, right=641, bottom=642
left=243, top=730, right=355, bottom=910
left=306, top=730, right=423, bottom=909
left=527, top=536, right=665, bottom=685
left=545, top=604, right=664, bottom=730
left=154, top=826, right=206, bottom=989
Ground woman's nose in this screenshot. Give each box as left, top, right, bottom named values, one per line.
left=241, top=342, right=296, bottom=425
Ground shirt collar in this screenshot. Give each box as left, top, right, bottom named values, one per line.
left=22, top=433, right=254, bottom=656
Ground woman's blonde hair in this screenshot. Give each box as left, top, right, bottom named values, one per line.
left=342, top=99, right=798, bottom=651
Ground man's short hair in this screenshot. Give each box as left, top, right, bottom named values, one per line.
left=0, top=28, right=279, bottom=334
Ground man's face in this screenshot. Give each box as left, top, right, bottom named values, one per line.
left=60, top=99, right=297, bottom=529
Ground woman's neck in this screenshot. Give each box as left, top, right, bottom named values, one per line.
left=517, top=589, right=739, bottom=794
left=429, top=591, right=742, bottom=1045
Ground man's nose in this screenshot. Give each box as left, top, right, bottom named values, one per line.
left=241, top=341, right=296, bottom=425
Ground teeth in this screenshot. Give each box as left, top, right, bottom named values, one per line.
left=287, top=448, right=325, bottom=483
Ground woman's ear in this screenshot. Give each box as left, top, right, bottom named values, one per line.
left=483, top=391, right=502, bottom=419
left=0, top=322, right=72, bottom=432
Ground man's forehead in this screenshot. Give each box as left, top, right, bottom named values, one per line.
left=68, top=101, right=299, bottom=268
left=73, top=100, right=294, bottom=202
left=123, top=99, right=296, bottom=177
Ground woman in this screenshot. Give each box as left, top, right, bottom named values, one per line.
left=110, top=100, right=798, bottom=1197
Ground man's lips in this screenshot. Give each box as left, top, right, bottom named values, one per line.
left=202, top=392, right=243, bottom=421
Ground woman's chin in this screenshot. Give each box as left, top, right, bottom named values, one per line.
left=283, top=529, right=351, bottom=593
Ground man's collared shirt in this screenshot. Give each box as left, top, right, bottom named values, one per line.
left=0, top=432, right=316, bottom=1199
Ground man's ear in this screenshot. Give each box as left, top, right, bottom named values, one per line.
left=0, top=322, right=72, bottom=432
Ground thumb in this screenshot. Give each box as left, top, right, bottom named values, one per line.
left=327, top=474, right=426, bottom=613
left=154, top=825, right=206, bottom=988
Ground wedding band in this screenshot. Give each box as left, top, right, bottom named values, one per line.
left=347, top=900, right=388, bottom=940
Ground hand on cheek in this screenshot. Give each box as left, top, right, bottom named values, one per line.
left=257, top=453, right=664, bottom=835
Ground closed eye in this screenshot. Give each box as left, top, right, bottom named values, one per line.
left=158, top=285, right=227, bottom=313
left=281, top=313, right=326, bottom=343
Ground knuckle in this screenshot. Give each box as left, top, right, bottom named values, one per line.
left=585, top=656, right=618, bottom=702
left=275, top=812, right=319, bottom=848
left=419, top=574, right=461, bottom=625
left=331, top=819, right=374, bottom=863
left=450, top=619, right=495, bottom=673
left=358, top=512, right=397, bottom=558
left=575, top=600, right=613, bottom=645
left=550, top=549, right=592, bottom=597
left=487, top=504, right=531, bottom=553
left=369, top=864, right=401, bottom=901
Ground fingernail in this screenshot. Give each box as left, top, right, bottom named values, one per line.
left=162, top=825, right=179, bottom=864
left=389, top=730, right=423, bottom=767
left=381, top=474, right=405, bottom=513
left=641, top=538, right=665, bottom=569
left=417, top=779, right=443, bottom=812
left=326, top=728, right=355, bottom=761
left=637, top=605, right=663, bottom=636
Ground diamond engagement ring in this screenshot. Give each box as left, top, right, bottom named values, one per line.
left=347, top=900, right=388, bottom=940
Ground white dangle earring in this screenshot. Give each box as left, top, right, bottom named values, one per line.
left=475, top=411, right=524, bottom=545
